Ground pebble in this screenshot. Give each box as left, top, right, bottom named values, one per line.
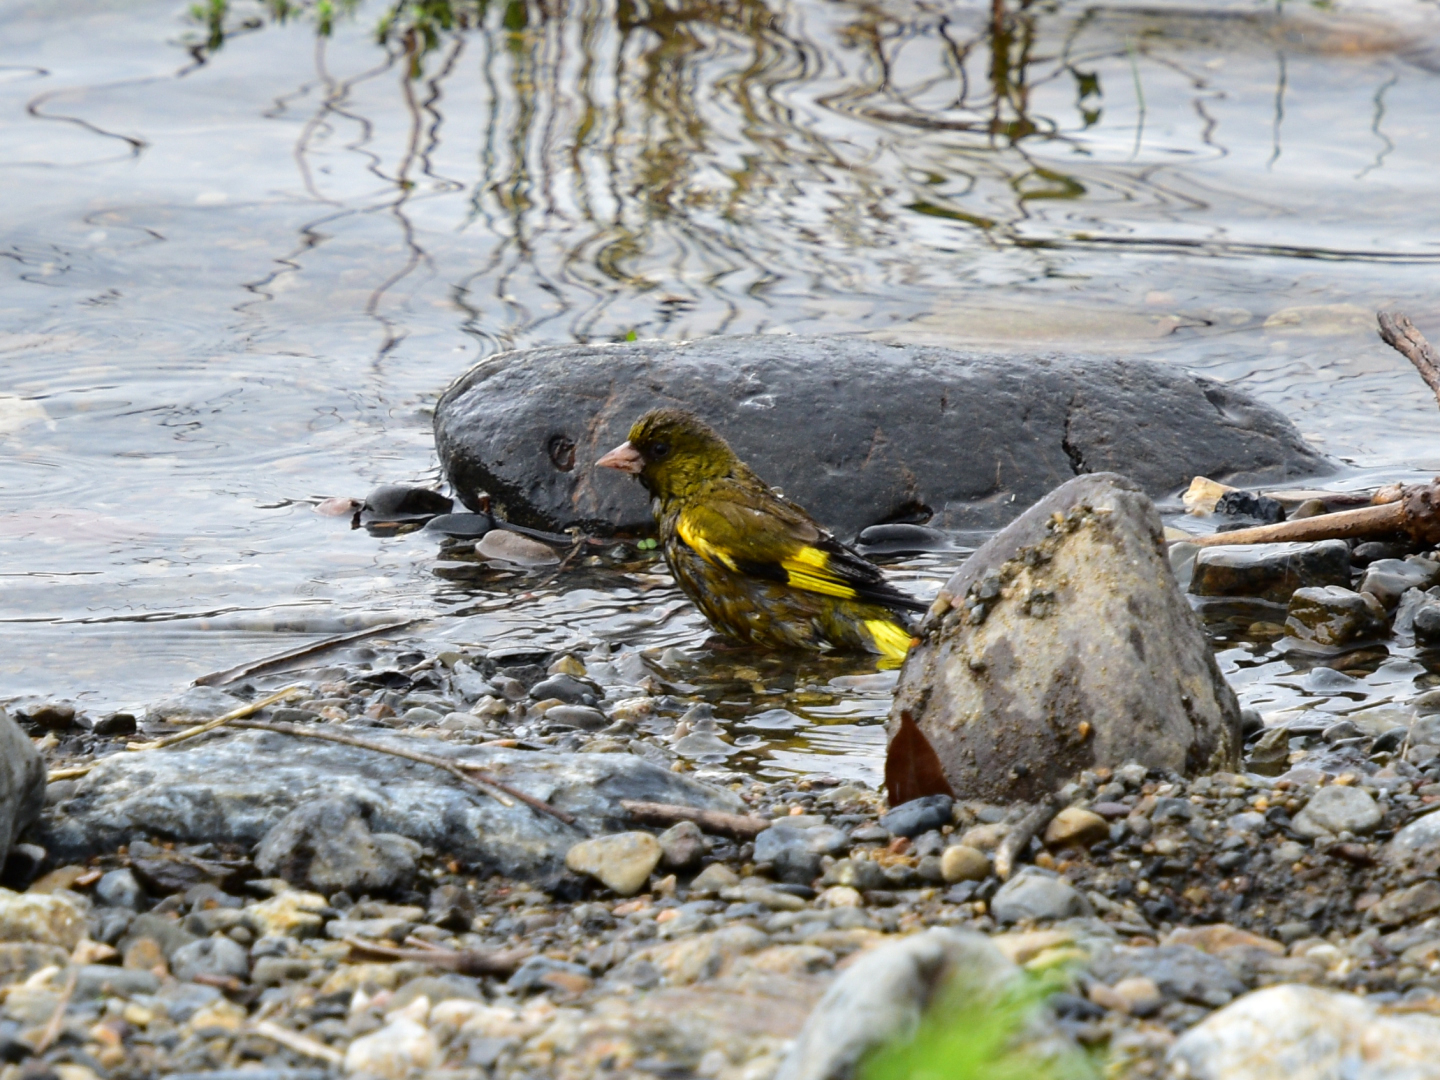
left=1370, top=881, right=1440, bottom=927
left=1360, top=557, right=1440, bottom=610
left=1043, top=807, right=1109, bottom=848
left=343, top=1016, right=439, bottom=1080
left=475, top=530, right=561, bottom=567
left=1386, top=809, right=1440, bottom=875
left=1291, top=784, right=1381, bottom=838
left=689, top=863, right=740, bottom=893
left=0, top=887, right=87, bottom=949
left=939, top=844, right=989, bottom=883
left=989, top=867, right=1089, bottom=924
left=657, top=821, right=706, bottom=871
left=94, top=868, right=144, bottom=910
left=170, top=935, right=250, bottom=982
left=564, top=832, right=662, bottom=896
left=1168, top=984, right=1440, bottom=1080
left=878, top=795, right=953, bottom=838
left=753, top=824, right=848, bottom=885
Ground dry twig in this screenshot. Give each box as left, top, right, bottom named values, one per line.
left=230, top=720, right=575, bottom=825
left=620, top=800, right=770, bottom=839
left=194, top=620, right=417, bottom=687
left=253, top=1020, right=345, bottom=1065
left=341, top=936, right=530, bottom=976
left=125, top=685, right=305, bottom=753
left=993, top=797, right=1059, bottom=882
left=32, top=965, right=79, bottom=1055
left=1379, top=310, right=1440, bottom=410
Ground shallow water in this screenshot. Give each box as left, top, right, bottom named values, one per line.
left=5, top=0, right=1440, bottom=778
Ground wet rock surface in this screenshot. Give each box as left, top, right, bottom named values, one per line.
left=0, top=711, right=44, bottom=872
left=434, top=336, right=1332, bottom=538
left=889, top=473, right=1241, bottom=803
left=1189, top=539, right=1351, bottom=603
left=36, top=731, right=741, bottom=884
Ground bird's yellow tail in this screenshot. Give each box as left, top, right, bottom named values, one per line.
left=865, top=618, right=917, bottom=667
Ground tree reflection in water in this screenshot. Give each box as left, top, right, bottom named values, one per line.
left=180, top=0, right=1432, bottom=358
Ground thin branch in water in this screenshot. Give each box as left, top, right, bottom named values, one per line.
left=1268, top=49, right=1286, bottom=171
left=1378, top=310, right=1440, bottom=410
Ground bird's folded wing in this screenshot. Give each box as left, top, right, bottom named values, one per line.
left=675, top=500, right=926, bottom=612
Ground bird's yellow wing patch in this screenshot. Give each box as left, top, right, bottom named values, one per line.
left=676, top=514, right=739, bottom=571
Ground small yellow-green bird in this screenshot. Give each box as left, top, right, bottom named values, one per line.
left=597, top=409, right=925, bottom=664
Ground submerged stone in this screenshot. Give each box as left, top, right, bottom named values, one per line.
left=1284, top=586, right=1387, bottom=647
left=887, top=473, right=1241, bottom=804
left=434, top=337, right=1331, bottom=538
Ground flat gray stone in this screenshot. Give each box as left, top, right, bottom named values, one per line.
left=1291, top=785, right=1382, bottom=839
left=888, top=474, right=1241, bottom=804
left=0, top=711, right=44, bottom=869
left=990, top=867, right=1091, bottom=924
left=434, top=337, right=1331, bottom=539
left=35, top=729, right=742, bottom=885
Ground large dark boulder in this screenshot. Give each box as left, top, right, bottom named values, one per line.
left=886, top=473, right=1242, bottom=804
left=434, top=336, right=1332, bottom=539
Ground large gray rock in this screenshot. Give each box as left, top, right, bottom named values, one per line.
left=35, top=730, right=741, bottom=884
left=0, top=711, right=45, bottom=872
left=887, top=473, right=1242, bottom=804
left=434, top=337, right=1332, bottom=538
left=1168, top=984, right=1440, bottom=1080
left=254, top=798, right=424, bottom=896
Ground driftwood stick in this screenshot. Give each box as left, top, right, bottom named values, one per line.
left=230, top=720, right=576, bottom=825
left=1185, top=480, right=1440, bottom=548
left=994, top=797, right=1059, bottom=882
left=1187, top=501, right=1406, bottom=548
left=194, top=620, right=417, bottom=687
left=1379, top=311, right=1440, bottom=410
left=342, top=936, right=530, bottom=976
left=620, top=799, right=771, bottom=840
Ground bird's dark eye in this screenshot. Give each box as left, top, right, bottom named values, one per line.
left=649, top=442, right=670, bottom=460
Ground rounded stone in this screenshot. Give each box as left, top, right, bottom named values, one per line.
left=344, top=1017, right=439, bottom=1080
left=1291, top=785, right=1382, bottom=839
left=170, top=936, right=250, bottom=983
left=989, top=867, right=1090, bottom=924
left=1043, top=807, right=1110, bottom=848
left=940, top=845, right=990, bottom=883
left=564, top=832, right=663, bottom=896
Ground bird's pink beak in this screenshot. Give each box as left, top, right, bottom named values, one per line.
left=597, top=441, right=644, bottom=475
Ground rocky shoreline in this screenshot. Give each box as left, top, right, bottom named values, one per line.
left=6, top=609, right=1440, bottom=1079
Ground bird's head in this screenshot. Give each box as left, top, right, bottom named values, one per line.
left=596, top=408, right=740, bottom=500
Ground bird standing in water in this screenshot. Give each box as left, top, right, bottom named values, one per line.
left=596, top=409, right=925, bottom=664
